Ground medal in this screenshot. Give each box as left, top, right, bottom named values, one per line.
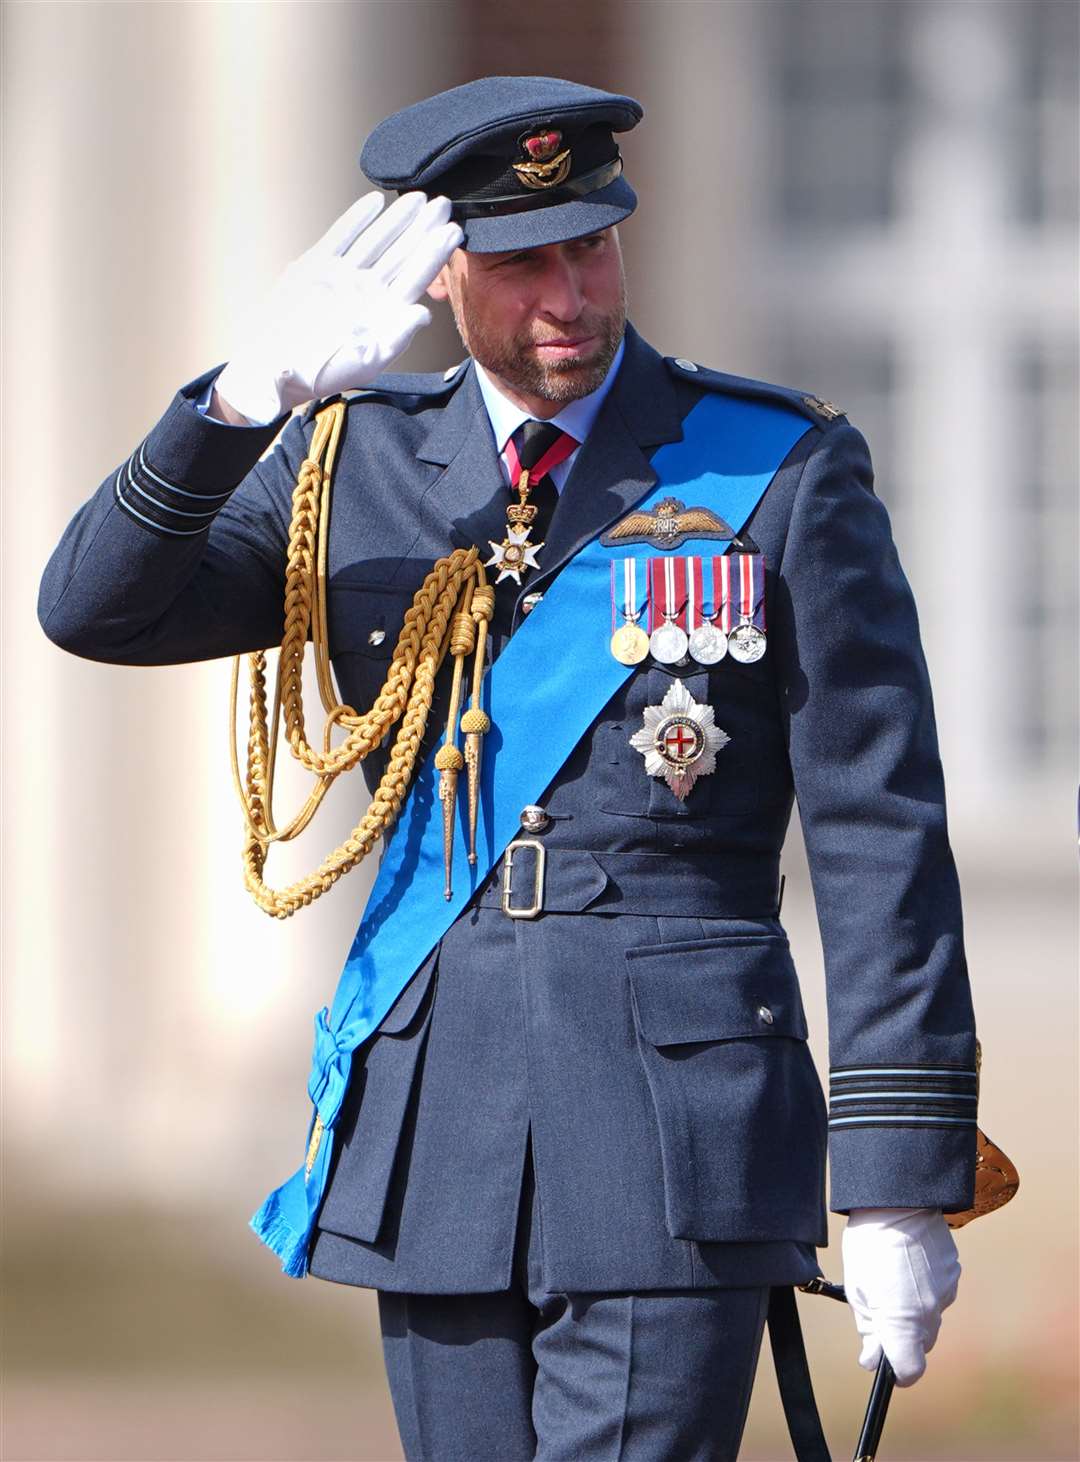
left=487, top=429, right=577, bottom=587
left=486, top=527, right=543, bottom=586
left=609, top=558, right=650, bottom=664
left=611, top=624, right=650, bottom=664
left=728, top=621, right=767, bottom=663
left=688, top=554, right=728, bottom=664
left=648, top=555, right=688, bottom=663
left=726, top=552, right=767, bottom=663
left=688, top=621, right=727, bottom=664
left=649, top=619, right=688, bottom=664
left=629, top=677, right=731, bottom=802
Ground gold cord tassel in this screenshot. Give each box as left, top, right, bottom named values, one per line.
left=434, top=592, right=475, bottom=899
left=229, top=399, right=493, bottom=918
left=461, top=578, right=495, bottom=863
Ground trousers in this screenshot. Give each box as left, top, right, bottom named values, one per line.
left=377, top=1134, right=770, bottom=1461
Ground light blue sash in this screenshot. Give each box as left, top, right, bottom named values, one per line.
left=252, top=389, right=812, bottom=1275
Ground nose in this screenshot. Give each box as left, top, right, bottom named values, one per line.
left=539, top=252, right=586, bottom=322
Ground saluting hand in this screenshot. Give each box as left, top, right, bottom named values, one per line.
left=213, top=191, right=463, bottom=425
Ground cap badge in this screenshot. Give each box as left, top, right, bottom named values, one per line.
left=513, top=130, right=572, bottom=190
left=600, top=497, right=736, bottom=551
left=629, top=678, right=730, bottom=802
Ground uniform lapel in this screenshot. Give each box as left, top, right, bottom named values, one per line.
left=415, top=365, right=510, bottom=557
left=514, top=325, right=685, bottom=617
left=412, top=331, right=686, bottom=638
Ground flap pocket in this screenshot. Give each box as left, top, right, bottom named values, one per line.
left=377, top=947, right=438, bottom=1035
left=330, top=581, right=418, bottom=660
left=626, top=935, right=806, bottom=1045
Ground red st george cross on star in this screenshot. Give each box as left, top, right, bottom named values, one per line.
left=661, top=717, right=702, bottom=764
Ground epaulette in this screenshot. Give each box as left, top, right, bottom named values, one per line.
left=301, top=359, right=471, bottom=426
left=664, top=356, right=847, bottom=428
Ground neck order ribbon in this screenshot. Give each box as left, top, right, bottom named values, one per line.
left=252, top=389, right=813, bottom=1276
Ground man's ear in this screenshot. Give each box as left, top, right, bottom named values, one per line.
left=426, top=262, right=452, bottom=303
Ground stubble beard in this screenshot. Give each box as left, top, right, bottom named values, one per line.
left=448, top=275, right=627, bottom=405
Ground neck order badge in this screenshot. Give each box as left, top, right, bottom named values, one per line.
left=251, top=389, right=813, bottom=1278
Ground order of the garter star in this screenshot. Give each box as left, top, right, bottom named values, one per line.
left=629, top=678, right=730, bottom=801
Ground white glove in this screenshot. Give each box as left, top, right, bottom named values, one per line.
left=842, top=1207, right=961, bottom=1387
left=214, top=191, right=463, bottom=425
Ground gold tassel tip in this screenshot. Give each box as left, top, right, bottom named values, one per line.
left=435, top=745, right=465, bottom=901
left=460, top=707, right=491, bottom=867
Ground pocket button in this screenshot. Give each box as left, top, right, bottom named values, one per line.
left=757, top=1004, right=774, bottom=1025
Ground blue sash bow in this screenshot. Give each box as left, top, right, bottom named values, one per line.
left=252, top=389, right=812, bottom=1275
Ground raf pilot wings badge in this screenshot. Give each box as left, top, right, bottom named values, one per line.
left=600, top=497, right=736, bottom=551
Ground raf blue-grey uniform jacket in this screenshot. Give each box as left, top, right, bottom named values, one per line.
left=38, top=324, right=978, bottom=1295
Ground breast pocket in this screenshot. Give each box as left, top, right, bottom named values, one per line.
left=328, top=581, right=418, bottom=713
left=626, top=934, right=826, bottom=1244
left=601, top=664, right=763, bottom=819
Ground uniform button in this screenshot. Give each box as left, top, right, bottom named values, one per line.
left=757, top=1005, right=774, bottom=1025
left=674, top=357, right=699, bottom=373
left=521, top=592, right=544, bottom=615
left=367, top=628, right=386, bottom=646
left=519, top=805, right=551, bottom=833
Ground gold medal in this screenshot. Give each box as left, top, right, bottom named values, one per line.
left=611, top=622, right=650, bottom=664
left=610, top=556, right=650, bottom=665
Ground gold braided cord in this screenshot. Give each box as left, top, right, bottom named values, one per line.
left=229, top=399, right=489, bottom=918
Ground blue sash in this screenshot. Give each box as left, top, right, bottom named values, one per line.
left=252, top=389, right=812, bottom=1275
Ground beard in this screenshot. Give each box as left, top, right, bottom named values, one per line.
left=447, top=274, right=627, bottom=404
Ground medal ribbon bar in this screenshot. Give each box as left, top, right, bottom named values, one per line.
left=717, top=555, right=732, bottom=634
left=648, top=555, right=689, bottom=630
left=737, top=551, right=767, bottom=630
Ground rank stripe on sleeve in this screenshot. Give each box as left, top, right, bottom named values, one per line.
left=828, top=1063, right=979, bottom=1130
left=251, top=390, right=814, bottom=1277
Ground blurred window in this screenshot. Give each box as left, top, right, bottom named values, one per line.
left=766, top=0, right=910, bottom=228
left=1013, top=338, right=1079, bottom=767
left=1014, top=0, right=1080, bottom=225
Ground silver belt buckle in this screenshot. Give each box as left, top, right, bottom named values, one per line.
left=501, top=838, right=546, bottom=919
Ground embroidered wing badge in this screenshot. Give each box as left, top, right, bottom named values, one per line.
left=601, top=497, right=735, bottom=551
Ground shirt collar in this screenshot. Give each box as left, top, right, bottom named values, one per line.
left=473, top=334, right=626, bottom=455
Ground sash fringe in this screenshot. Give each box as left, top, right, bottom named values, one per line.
left=250, top=1187, right=311, bottom=1279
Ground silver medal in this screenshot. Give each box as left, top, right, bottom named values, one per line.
left=649, top=618, right=689, bottom=664
left=728, top=620, right=767, bottom=664
left=649, top=555, right=688, bottom=663
left=688, top=620, right=728, bottom=665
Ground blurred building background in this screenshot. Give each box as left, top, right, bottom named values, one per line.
left=3, top=1, right=1076, bottom=1458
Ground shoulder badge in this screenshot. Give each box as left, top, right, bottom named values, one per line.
left=665, top=357, right=846, bottom=427
left=601, top=497, right=734, bottom=551
left=801, top=394, right=845, bottom=423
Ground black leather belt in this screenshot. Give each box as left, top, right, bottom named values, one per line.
left=475, top=845, right=782, bottom=920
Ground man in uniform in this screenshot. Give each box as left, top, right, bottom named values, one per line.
left=39, top=78, right=976, bottom=1461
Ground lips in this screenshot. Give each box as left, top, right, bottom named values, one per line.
left=533, top=335, right=597, bottom=353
